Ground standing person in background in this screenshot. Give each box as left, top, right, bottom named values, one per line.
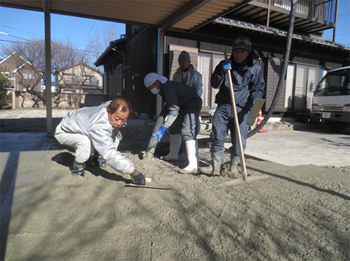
left=200, top=36, right=265, bottom=176
left=160, top=51, right=203, bottom=162
left=173, top=51, right=203, bottom=97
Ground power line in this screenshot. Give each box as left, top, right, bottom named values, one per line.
left=0, top=39, right=22, bottom=43
left=0, top=39, right=97, bottom=53
left=0, top=32, right=29, bottom=41
left=0, top=24, right=43, bottom=36
left=0, top=23, right=91, bottom=48
left=78, top=20, right=96, bottom=49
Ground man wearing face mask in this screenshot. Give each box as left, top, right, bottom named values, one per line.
left=55, top=98, right=146, bottom=185
left=143, top=73, right=202, bottom=174
left=160, top=51, right=204, bottom=162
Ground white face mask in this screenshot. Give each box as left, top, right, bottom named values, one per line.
left=151, top=87, right=160, bottom=95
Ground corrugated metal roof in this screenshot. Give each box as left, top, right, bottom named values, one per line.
left=215, top=17, right=350, bottom=51
left=0, top=0, right=244, bottom=32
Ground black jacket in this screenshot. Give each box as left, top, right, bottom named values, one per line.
left=211, top=50, right=265, bottom=108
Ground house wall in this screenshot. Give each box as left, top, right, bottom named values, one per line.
left=102, top=24, right=348, bottom=119
left=1, top=55, right=17, bottom=88
left=14, top=91, right=84, bottom=108
left=13, top=91, right=110, bottom=109
left=56, top=63, right=103, bottom=95
left=103, top=52, right=124, bottom=99
left=0, top=53, right=42, bottom=92
left=165, top=28, right=347, bottom=115
left=125, top=26, right=158, bottom=118
left=15, top=63, right=42, bottom=92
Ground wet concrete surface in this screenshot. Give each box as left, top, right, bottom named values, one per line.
left=1, top=108, right=350, bottom=166
left=1, top=109, right=350, bottom=260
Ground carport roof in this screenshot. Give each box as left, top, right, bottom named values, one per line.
left=0, top=0, right=245, bottom=32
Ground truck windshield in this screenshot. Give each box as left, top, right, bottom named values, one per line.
left=314, top=68, right=350, bottom=96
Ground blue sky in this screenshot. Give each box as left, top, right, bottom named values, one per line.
left=0, top=1, right=349, bottom=53
left=0, top=6, right=125, bottom=54
left=322, top=0, right=350, bottom=46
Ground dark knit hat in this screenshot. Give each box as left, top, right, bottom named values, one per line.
left=178, top=51, right=191, bottom=63
left=232, top=36, right=252, bottom=51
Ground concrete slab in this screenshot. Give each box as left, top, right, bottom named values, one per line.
left=198, top=129, right=350, bottom=166
left=198, top=130, right=350, bottom=166
left=0, top=132, right=61, bottom=152
left=244, top=129, right=350, bottom=166
left=0, top=133, right=67, bottom=225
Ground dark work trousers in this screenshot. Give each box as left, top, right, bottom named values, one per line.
left=169, top=96, right=202, bottom=141
left=209, top=103, right=250, bottom=155
left=169, top=112, right=200, bottom=141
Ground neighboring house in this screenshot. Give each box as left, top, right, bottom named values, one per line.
left=95, top=34, right=157, bottom=117
left=0, top=52, right=42, bottom=93
left=95, top=0, right=349, bottom=120
left=95, top=35, right=127, bottom=99
left=55, top=62, right=103, bottom=95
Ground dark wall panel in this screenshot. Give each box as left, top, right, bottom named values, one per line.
left=114, top=24, right=348, bottom=118
left=125, top=26, right=158, bottom=118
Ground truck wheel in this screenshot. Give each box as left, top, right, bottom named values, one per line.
left=324, top=120, right=345, bottom=133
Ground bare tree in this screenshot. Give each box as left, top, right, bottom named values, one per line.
left=55, top=62, right=92, bottom=109
left=86, top=23, right=122, bottom=70
left=0, top=65, right=11, bottom=107
left=0, top=38, right=87, bottom=105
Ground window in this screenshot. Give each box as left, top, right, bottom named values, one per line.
left=314, top=68, right=350, bottom=96
left=29, top=74, right=34, bottom=79
left=23, top=73, right=28, bottom=79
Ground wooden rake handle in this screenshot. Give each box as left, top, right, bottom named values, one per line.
left=224, top=51, right=247, bottom=181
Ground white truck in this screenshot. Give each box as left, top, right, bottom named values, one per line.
left=310, top=66, right=350, bottom=133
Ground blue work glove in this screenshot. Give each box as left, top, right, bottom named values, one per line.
left=222, top=60, right=232, bottom=73
left=247, top=98, right=256, bottom=110
left=152, top=125, right=168, bottom=142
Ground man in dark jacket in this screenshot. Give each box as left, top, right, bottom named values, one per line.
left=200, top=36, right=265, bottom=176
left=144, top=73, right=202, bottom=174
left=161, top=51, right=203, bottom=162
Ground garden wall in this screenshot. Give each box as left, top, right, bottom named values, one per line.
left=13, top=91, right=108, bottom=109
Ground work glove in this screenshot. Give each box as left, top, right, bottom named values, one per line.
left=246, top=98, right=256, bottom=111
left=152, top=125, right=168, bottom=142
left=222, top=60, right=232, bottom=73
left=130, top=170, right=146, bottom=185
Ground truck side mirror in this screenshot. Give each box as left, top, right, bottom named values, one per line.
left=310, top=81, right=314, bottom=91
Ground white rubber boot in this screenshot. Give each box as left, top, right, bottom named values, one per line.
left=178, top=140, right=198, bottom=174
left=161, top=134, right=182, bottom=161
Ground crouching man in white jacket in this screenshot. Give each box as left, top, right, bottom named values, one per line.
left=55, top=98, right=146, bottom=185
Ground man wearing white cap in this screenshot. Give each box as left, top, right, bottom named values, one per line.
left=161, top=51, right=204, bottom=162
left=144, top=73, right=202, bottom=174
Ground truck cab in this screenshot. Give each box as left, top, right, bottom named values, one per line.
left=310, top=66, right=350, bottom=133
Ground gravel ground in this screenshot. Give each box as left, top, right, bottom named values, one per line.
left=1, top=108, right=350, bottom=260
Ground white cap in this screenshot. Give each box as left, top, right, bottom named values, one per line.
left=144, top=72, right=168, bottom=88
